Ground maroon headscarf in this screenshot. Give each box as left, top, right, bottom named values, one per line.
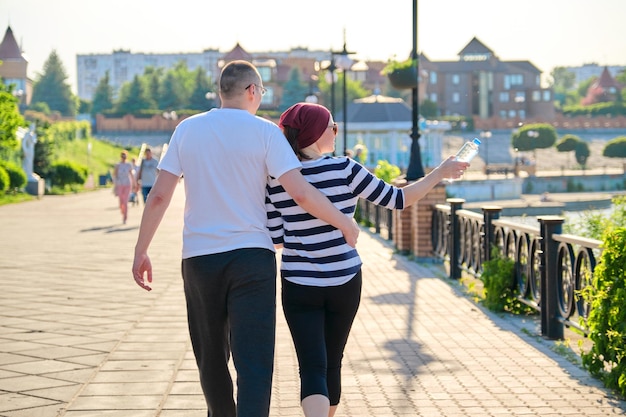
left=279, top=103, right=331, bottom=149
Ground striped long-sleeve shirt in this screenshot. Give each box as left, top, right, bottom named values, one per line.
left=265, top=156, right=405, bottom=287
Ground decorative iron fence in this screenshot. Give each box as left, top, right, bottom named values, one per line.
left=355, top=200, right=393, bottom=241
left=432, top=198, right=602, bottom=340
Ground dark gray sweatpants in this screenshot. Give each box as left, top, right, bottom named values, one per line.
left=182, top=248, right=277, bottom=417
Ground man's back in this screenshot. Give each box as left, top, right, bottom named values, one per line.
left=158, top=108, right=300, bottom=258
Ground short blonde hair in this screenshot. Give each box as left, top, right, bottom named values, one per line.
left=219, top=60, right=260, bottom=99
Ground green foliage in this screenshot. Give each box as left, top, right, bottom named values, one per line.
left=420, top=99, right=438, bottom=118
left=279, top=67, right=309, bottom=112
left=511, top=123, right=557, bottom=152
left=580, top=228, right=626, bottom=397
left=480, top=248, right=515, bottom=312
left=564, top=196, right=626, bottom=239
left=0, top=160, right=26, bottom=189
left=563, top=102, right=626, bottom=117
left=603, top=137, right=626, bottom=158
left=188, top=67, right=214, bottom=111
left=0, top=84, right=26, bottom=160
left=116, top=75, right=156, bottom=114
left=0, top=166, right=9, bottom=194
left=374, top=160, right=400, bottom=183
left=479, top=247, right=536, bottom=314
left=91, top=70, right=114, bottom=116
left=575, top=140, right=591, bottom=166
left=50, top=160, right=88, bottom=188
left=30, top=50, right=77, bottom=117
left=556, top=134, right=582, bottom=152
left=317, top=72, right=370, bottom=116
left=381, top=57, right=417, bottom=75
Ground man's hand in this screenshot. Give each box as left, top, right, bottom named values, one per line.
left=132, top=252, right=153, bottom=291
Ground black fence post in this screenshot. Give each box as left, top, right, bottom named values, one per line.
left=482, top=206, right=502, bottom=262
left=387, top=209, right=393, bottom=241
left=538, top=216, right=565, bottom=340
left=375, top=205, right=381, bottom=234
left=448, top=198, right=465, bottom=280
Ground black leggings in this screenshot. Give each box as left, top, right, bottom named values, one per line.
left=281, top=270, right=362, bottom=405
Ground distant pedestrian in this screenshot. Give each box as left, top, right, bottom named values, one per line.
left=137, top=148, right=159, bottom=204
left=113, top=150, right=136, bottom=224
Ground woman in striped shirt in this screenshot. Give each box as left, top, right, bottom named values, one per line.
left=266, top=102, right=468, bottom=417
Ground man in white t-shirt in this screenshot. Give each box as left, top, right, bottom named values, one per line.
left=131, top=60, right=359, bottom=417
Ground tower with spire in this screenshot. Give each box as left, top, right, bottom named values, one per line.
left=0, top=25, right=31, bottom=108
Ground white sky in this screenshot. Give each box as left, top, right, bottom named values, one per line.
left=2, top=0, right=625, bottom=93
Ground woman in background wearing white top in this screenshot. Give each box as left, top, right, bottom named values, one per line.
left=266, top=102, right=469, bottom=417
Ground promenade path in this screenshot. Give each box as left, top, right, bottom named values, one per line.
left=1, top=185, right=625, bottom=416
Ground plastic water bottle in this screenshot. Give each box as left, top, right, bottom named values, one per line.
left=445, top=138, right=481, bottom=183
left=455, top=138, right=481, bottom=162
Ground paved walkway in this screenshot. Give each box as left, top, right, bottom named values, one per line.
left=1, top=186, right=625, bottom=416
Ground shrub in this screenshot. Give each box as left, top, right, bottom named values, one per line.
left=603, top=136, right=626, bottom=159
left=50, top=160, right=88, bottom=188
left=0, top=166, right=9, bottom=194
left=0, top=160, right=27, bottom=189
left=580, top=227, right=626, bottom=398
left=479, top=247, right=536, bottom=314
left=374, top=160, right=401, bottom=183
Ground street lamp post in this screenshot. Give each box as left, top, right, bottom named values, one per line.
left=332, top=40, right=355, bottom=156
left=405, top=0, right=425, bottom=181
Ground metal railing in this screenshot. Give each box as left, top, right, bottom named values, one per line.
left=356, top=200, right=393, bottom=241
left=432, top=198, right=602, bottom=340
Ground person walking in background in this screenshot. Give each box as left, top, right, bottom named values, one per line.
left=113, top=150, right=136, bottom=224
left=265, top=102, right=469, bottom=417
left=129, top=157, right=139, bottom=206
left=131, top=61, right=359, bottom=417
left=137, top=148, right=159, bottom=204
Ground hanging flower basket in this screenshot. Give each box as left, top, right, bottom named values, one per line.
left=382, top=58, right=419, bottom=90
left=388, top=66, right=419, bottom=89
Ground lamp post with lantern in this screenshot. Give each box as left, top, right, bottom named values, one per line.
left=332, top=38, right=355, bottom=156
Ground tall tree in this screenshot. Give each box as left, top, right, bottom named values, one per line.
left=30, top=50, right=77, bottom=117
left=188, top=67, right=213, bottom=111
left=158, top=72, right=184, bottom=110
left=549, top=67, right=576, bottom=107
left=279, top=68, right=308, bottom=112
left=91, top=71, right=114, bottom=116
left=143, top=67, right=162, bottom=107
left=116, top=75, right=154, bottom=114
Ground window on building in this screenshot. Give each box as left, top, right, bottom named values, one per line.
left=429, top=93, right=437, bottom=102
left=85, top=58, right=97, bottom=69
left=504, top=74, right=523, bottom=90
left=514, top=91, right=525, bottom=103
left=532, top=91, right=541, bottom=102
left=429, top=71, right=437, bottom=84
left=452, top=92, right=460, bottom=103
left=543, top=90, right=551, bottom=101
left=452, top=74, right=460, bottom=85
left=257, top=66, right=272, bottom=82
left=499, top=110, right=507, bottom=119
left=499, top=92, right=509, bottom=102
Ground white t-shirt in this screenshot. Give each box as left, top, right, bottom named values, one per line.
left=159, top=108, right=301, bottom=259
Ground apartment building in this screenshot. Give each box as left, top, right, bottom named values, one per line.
left=419, top=37, right=555, bottom=121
